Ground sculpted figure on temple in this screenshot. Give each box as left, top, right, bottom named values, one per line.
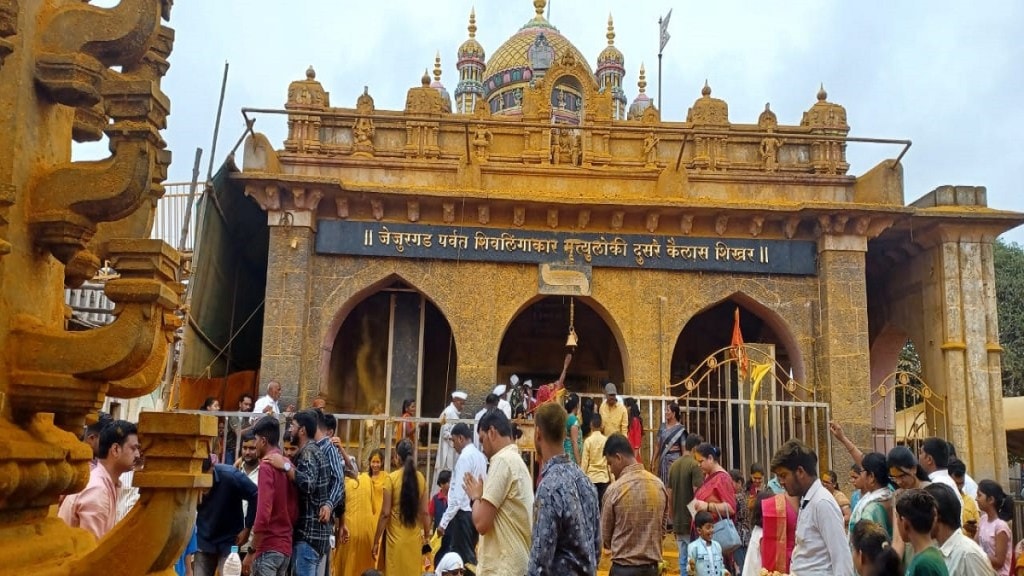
left=760, top=131, right=782, bottom=173
left=643, top=131, right=660, bottom=167
left=472, top=124, right=492, bottom=162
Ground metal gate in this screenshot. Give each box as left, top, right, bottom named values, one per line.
left=870, top=370, right=947, bottom=454
left=668, top=345, right=832, bottom=473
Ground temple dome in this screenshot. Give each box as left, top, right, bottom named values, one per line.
left=458, top=8, right=485, bottom=63
left=482, top=0, right=593, bottom=103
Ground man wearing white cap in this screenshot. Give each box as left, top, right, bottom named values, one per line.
left=492, top=384, right=512, bottom=420
left=435, top=390, right=467, bottom=492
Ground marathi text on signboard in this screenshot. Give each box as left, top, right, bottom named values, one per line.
left=315, top=220, right=818, bottom=276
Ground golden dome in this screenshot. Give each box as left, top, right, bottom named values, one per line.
left=597, top=14, right=623, bottom=67
left=483, top=1, right=593, bottom=96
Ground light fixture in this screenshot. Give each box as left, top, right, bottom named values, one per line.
left=95, top=260, right=119, bottom=281
left=565, top=297, right=578, bottom=350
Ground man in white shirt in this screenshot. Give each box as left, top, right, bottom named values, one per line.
left=435, top=390, right=467, bottom=491
left=493, top=384, right=512, bottom=419
left=925, top=483, right=994, bottom=575
left=473, top=394, right=499, bottom=450
left=770, top=439, right=853, bottom=576
left=251, top=380, right=283, bottom=423
left=437, top=423, right=487, bottom=574
left=919, top=437, right=963, bottom=508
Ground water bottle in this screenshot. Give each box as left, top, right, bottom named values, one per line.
left=223, top=545, right=242, bottom=576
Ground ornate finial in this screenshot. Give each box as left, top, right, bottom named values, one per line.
left=421, top=69, right=430, bottom=86
left=702, top=79, right=711, bottom=97
left=817, top=83, right=827, bottom=101
left=468, top=7, right=477, bottom=38
left=433, top=51, right=442, bottom=82
left=764, top=102, right=771, bottom=112
left=306, top=65, right=316, bottom=80
left=534, top=0, right=546, bottom=18
left=638, top=63, right=647, bottom=94
left=606, top=13, right=615, bottom=45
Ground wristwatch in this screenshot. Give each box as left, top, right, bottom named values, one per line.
left=283, top=461, right=292, bottom=473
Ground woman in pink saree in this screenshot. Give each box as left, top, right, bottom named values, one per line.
left=759, top=490, right=798, bottom=574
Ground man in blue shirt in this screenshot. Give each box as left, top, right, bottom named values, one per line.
left=194, top=457, right=258, bottom=576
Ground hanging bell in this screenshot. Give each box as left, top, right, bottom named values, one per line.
left=566, top=326, right=578, bottom=349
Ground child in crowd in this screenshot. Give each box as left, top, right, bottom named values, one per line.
left=688, top=510, right=729, bottom=576
left=895, top=489, right=949, bottom=576
left=850, top=519, right=900, bottom=576
left=430, top=470, right=451, bottom=532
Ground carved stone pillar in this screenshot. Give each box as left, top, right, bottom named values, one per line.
left=922, top=231, right=1007, bottom=481
left=259, top=210, right=315, bottom=407
left=816, top=234, right=871, bottom=474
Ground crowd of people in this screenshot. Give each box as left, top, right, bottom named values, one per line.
left=56, top=377, right=1024, bottom=576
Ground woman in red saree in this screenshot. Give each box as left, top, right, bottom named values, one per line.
left=691, top=443, right=738, bottom=527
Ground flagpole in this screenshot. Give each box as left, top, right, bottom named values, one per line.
left=657, top=16, right=663, bottom=112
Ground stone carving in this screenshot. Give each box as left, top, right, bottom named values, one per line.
left=643, top=131, right=660, bottom=167
left=680, top=214, right=695, bottom=235
left=514, top=206, right=526, bottom=227
left=287, top=66, right=329, bottom=108
left=715, top=214, right=729, bottom=235
left=784, top=216, right=800, bottom=239
left=760, top=131, right=783, bottom=173
left=472, top=124, right=492, bottom=162
left=407, top=200, right=420, bottom=222
left=801, top=85, right=849, bottom=175
left=577, top=209, right=590, bottom=229
left=547, top=208, right=558, bottom=229
left=749, top=216, right=765, bottom=237
left=443, top=201, right=455, bottom=223
left=404, top=73, right=442, bottom=159
left=569, top=131, right=581, bottom=166
left=478, top=204, right=490, bottom=224
left=371, top=199, right=384, bottom=221
left=611, top=210, right=625, bottom=230
left=352, top=86, right=376, bottom=157
left=336, top=197, right=350, bottom=219
left=646, top=212, right=660, bottom=233
left=285, top=66, right=328, bottom=154
left=686, top=81, right=730, bottom=126
left=0, top=2, right=212, bottom=573
left=758, top=102, right=778, bottom=130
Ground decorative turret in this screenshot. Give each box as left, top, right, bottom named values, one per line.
left=454, top=8, right=486, bottom=114
left=628, top=63, right=653, bottom=120
left=686, top=80, right=729, bottom=126
left=801, top=84, right=849, bottom=175
left=596, top=14, right=626, bottom=120
left=430, top=51, right=453, bottom=113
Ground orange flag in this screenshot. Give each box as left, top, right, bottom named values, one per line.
left=730, top=307, right=749, bottom=380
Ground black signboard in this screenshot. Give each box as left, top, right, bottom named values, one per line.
left=315, top=220, right=818, bottom=275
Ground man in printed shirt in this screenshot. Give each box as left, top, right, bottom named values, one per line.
left=262, top=409, right=331, bottom=576
left=601, top=433, right=668, bottom=576
left=527, top=402, right=600, bottom=576
left=59, top=420, right=141, bottom=541
left=771, top=439, right=853, bottom=576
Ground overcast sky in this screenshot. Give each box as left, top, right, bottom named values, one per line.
left=79, top=0, right=1024, bottom=242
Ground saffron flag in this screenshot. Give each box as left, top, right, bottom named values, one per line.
left=659, top=9, right=672, bottom=53
left=730, top=307, right=749, bottom=380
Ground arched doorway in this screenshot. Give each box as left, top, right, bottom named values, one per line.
left=497, top=296, right=624, bottom=397
left=868, top=326, right=944, bottom=452
left=669, top=294, right=813, bottom=471
left=326, top=280, right=457, bottom=420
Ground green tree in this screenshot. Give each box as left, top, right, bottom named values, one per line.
left=895, top=339, right=922, bottom=411
left=994, top=239, right=1024, bottom=398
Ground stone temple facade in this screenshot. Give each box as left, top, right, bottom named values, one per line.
left=234, top=0, right=1021, bottom=481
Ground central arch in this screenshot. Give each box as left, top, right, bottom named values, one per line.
left=497, top=295, right=626, bottom=398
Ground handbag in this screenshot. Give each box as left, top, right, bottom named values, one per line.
left=712, top=507, right=741, bottom=555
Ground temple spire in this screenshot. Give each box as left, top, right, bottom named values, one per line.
left=606, top=13, right=615, bottom=45
left=433, top=51, right=442, bottom=82
left=468, top=7, right=477, bottom=38
left=638, top=63, right=647, bottom=94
